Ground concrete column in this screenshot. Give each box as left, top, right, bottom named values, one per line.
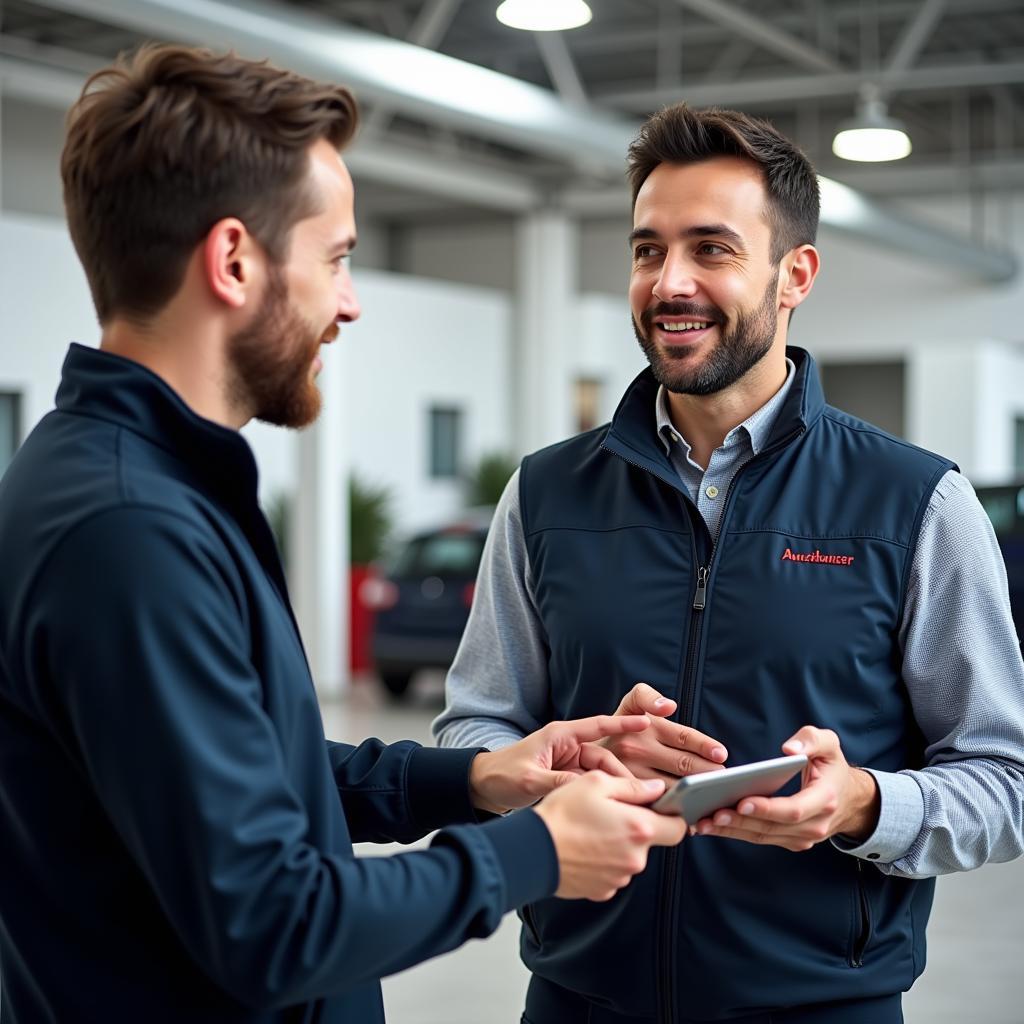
left=289, top=345, right=349, bottom=698
left=514, top=209, right=579, bottom=456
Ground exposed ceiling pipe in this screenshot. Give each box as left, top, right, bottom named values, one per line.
left=9, top=0, right=1020, bottom=281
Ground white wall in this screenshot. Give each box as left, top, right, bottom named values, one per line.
left=0, top=214, right=95, bottom=428
left=343, top=269, right=512, bottom=535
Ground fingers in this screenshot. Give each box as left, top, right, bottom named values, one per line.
left=694, top=820, right=818, bottom=852
left=616, top=682, right=676, bottom=718
left=600, top=774, right=667, bottom=806
left=577, top=742, right=634, bottom=778
left=732, top=783, right=837, bottom=824
left=557, top=713, right=651, bottom=745
left=783, top=725, right=840, bottom=760
left=649, top=718, right=728, bottom=765
left=646, top=811, right=688, bottom=847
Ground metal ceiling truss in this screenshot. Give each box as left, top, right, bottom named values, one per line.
left=0, top=0, right=1019, bottom=281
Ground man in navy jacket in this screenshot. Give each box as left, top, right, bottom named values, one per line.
left=436, top=104, right=1024, bottom=1022
left=0, top=46, right=687, bottom=1023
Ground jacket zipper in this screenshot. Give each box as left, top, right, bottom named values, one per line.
left=604, top=427, right=805, bottom=1024
left=850, top=860, right=872, bottom=967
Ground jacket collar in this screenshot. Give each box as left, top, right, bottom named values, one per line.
left=602, top=346, right=825, bottom=486
left=56, top=343, right=260, bottom=507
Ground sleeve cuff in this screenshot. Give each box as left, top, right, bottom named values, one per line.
left=475, top=809, right=559, bottom=911
left=405, top=746, right=484, bottom=830
left=831, top=769, right=924, bottom=864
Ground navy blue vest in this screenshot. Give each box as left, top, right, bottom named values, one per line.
left=518, top=348, right=954, bottom=1021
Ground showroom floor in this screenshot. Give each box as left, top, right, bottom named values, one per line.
left=324, top=676, right=1024, bottom=1024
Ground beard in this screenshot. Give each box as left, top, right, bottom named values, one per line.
left=227, top=264, right=337, bottom=428
left=632, top=268, right=780, bottom=396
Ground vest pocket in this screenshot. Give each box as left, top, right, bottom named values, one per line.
left=848, top=860, right=873, bottom=967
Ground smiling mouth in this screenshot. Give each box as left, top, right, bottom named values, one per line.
left=656, top=320, right=715, bottom=335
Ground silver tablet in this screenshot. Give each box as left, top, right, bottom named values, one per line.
left=652, top=753, right=808, bottom=822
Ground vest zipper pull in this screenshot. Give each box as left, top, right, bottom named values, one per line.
left=693, top=565, right=709, bottom=610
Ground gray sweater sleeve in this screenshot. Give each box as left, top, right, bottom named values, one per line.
left=432, top=469, right=550, bottom=751
left=835, top=470, right=1024, bottom=877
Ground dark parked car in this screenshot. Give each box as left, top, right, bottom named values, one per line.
left=975, top=482, right=1024, bottom=641
left=362, top=512, right=492, bottom=699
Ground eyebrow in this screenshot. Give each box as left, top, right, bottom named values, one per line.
left=328, top=235, right=357, bottom=256
left=628, top=224, right=746, bottom=247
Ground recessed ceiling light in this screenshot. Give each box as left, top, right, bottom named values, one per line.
left=832, top=93, right=912, bottom=163
left=495, top=0, right=593, bottom=32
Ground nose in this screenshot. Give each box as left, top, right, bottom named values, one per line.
left=336, top=266, right=361, bottom=324
left=652, top=250, right=698, bottom=303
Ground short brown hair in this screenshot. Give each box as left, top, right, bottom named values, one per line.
left=61, top=44, right=358, bottom=324
left=627, top=104, right=819, bottom=262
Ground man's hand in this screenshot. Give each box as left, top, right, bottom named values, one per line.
left=599, top=682, right=728, bottom=782
left=469, top=714, right=651, bottom=814
left=693, top=726, right=880, bottom=851
left=534, top=772, right=687, bottom=900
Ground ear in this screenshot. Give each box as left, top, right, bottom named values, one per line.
left=202, top=218, right=263, bottom=311
left=778, top=244, right=820, bottom=314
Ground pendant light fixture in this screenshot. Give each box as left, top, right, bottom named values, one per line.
left=495, top=0, right=593, bottom=32
left=832, top=86, right=912, bottom=163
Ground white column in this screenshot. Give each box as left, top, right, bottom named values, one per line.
left=289, top=345, right=349, bottom=698
left=514, top=209, right=579, bottom=456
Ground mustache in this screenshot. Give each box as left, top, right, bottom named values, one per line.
left=320, top=321, right=340, bottom=345
left=639, top=302, right=724, bottom=330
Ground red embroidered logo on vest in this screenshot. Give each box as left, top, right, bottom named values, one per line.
left=781, top=547, right=855, bottom=567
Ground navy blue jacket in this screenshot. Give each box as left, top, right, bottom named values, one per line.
left=517, top=348, right=953, bottom=1022
left=0, top=344, right=556, bottom=1022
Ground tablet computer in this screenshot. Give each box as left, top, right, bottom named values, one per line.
left=652, top=753, right=808, bottom=822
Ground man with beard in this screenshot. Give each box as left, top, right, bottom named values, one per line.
left=434, top=103, right=1024, bottom=1023
left=0, top=46, right=690, bottom=1023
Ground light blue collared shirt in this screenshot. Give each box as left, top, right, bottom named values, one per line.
left=654, top=359, right=796, bottom=545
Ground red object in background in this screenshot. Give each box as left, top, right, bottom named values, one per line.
left=349, top=565, right=376, bottom=673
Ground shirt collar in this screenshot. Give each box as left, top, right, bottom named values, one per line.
left=656, top=357, right=797, bottom=457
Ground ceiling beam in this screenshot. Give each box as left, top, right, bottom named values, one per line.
left=31, top=0, right=637, bottom=170
left=882, top=0, right=946, bottom=81
left=600, top=60, right=1024, bottom=110
left=0, top=52, right=542, bottom=210
left=674, top=0, right=842, bottom=74
left=361, top=0, right=463, bottom=138
left=458, top=0, right=1022, bottom=65
left=7, top=2, right=1018, bottom=282
left=533, top=31, right=588, bottom=108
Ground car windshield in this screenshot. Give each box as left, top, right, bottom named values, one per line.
left=389, top=532, right=486, bottom=577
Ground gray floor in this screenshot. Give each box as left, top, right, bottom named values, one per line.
left=326, top=675, right=1024, bottom=1024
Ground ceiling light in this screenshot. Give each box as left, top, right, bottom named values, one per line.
left=495, top=0, right=593, bottom=32
left=832, top=91, right=912, bottom=163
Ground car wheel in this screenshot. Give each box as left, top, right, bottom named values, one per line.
left=380, top=672, right=413, bottom=700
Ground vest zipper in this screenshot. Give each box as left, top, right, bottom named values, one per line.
left=659, top=533, right=706, bottom=1024
left=604, top=426, right=805, bottom=1024
left=693, top=565, right=709, bottom=609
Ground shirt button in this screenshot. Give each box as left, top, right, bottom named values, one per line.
left=705, top=485, right=720, bottom=499
left=867, top=852, right=880, bottom=860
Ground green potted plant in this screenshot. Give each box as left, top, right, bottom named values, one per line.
left=465, top=451, right=518, bottom=508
